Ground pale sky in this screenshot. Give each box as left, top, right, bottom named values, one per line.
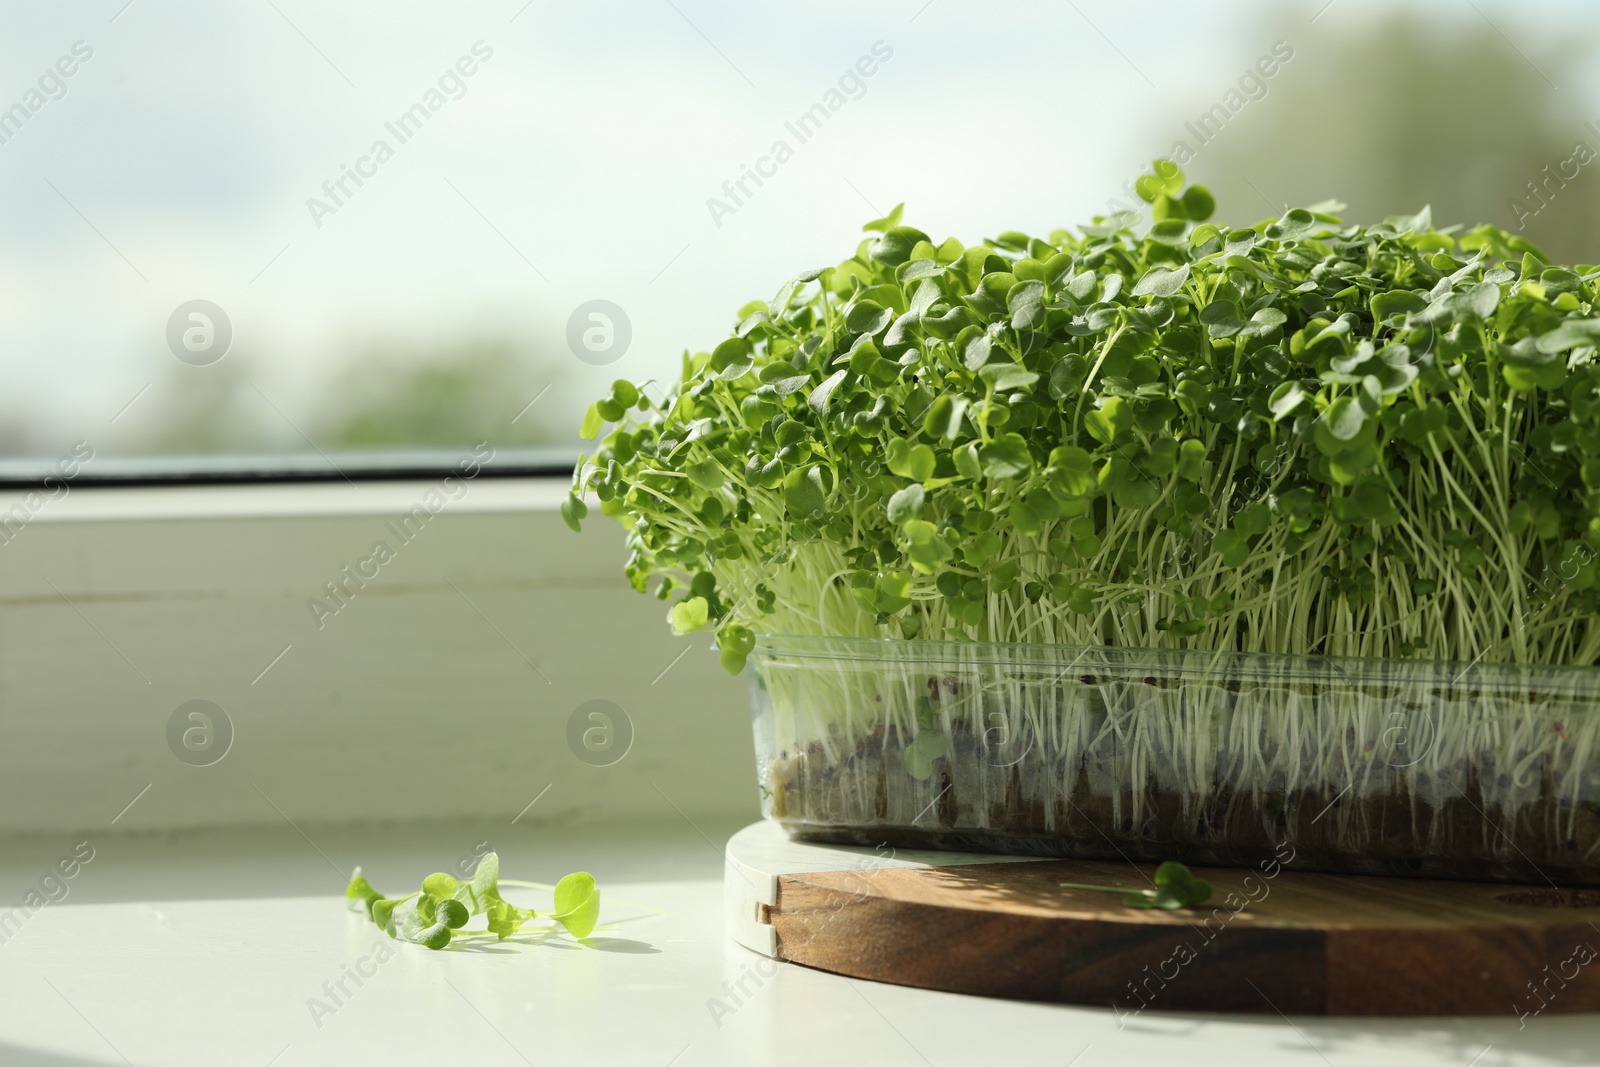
left=0, top=0, right=1587, bottom=457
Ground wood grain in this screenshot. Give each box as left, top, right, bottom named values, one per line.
left=765, top=857, right=1600, bottom=1015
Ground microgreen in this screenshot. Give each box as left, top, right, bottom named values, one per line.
left=1060, top=861, right=1213, bottom=911
left=551, top=871, right=601, bottom=940
left=572, top=162, right=1600, bottom=677
left=409, top=897, right=469, bottom=949
left=345, top=853, right=599, bottom=950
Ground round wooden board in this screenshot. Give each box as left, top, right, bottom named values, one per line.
left=724, top=821, right=1600, bottom=1017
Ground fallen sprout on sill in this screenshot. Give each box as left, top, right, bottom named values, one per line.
left=345, top=852, right=599, bottom=950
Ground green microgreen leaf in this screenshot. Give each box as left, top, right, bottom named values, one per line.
left=717, top=624, right=756, bottom=675
left=887, top=438, right=936, bottom=482
left=862, top=202, right=905, bottom=234
left=422, top=872, right=459, bottom=902
left=903, top=727, right=948, bottom=781
left=979, top=434, right=1033, bottom=479
left=560, top=493, right=588, bottom=532
left=668, top=596, right=709, bottom=635
left=978, top=362, right=1040, bottom=392
left=887, top=484, right=925, bottom=524
left=346, top=870, right=382, bottom=909
left=412, top=898, right=469, bottom=950
left=552, top=873, right=601, bottom=940
left=784, top=464, right=829, bottom=515
left=869, top=226, right=932, bottom=267
left=486, top=899, right=536, bottom=940
left=1132, top=263, right=1190, bottom=298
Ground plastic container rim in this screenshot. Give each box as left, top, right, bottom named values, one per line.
left=750, top=632, right=1600, bottom=694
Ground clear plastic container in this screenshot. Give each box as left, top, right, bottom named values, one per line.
left=748, top=634, right=1600, bottom=885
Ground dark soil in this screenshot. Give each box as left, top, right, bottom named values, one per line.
left=763, top=713, right=1600, bottom=886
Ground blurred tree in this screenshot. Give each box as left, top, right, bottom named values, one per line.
left=310, top=338, right=563, bottom=449
left=113, top=337, right=567, bottom=456
left=1186, top=12, right=1600, bottom=263
left=118, top=355, right=277, bottom=455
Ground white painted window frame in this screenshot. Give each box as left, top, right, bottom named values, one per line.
left=0, top=477, right=751, bottom=836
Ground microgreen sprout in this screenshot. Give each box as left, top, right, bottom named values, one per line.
left=571, top=164, right=1600, bottom=673
left=571, top=164, right=1600, bottom=878
left=1060, top=861, right=1213, bottom=911
left=413, top=898, right=469, bottom=950
left=344, top=853, right=600, bottom=950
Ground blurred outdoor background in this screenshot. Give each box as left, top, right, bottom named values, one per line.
left=0, top=0, right=1594, bottom=462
